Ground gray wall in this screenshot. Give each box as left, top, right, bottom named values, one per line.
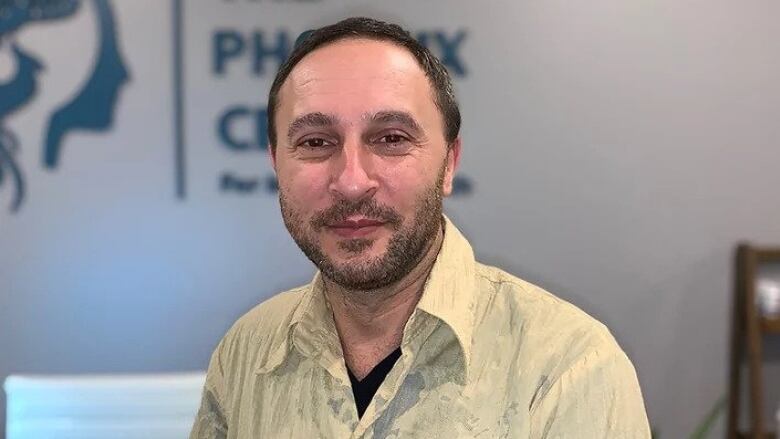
left=2, top=0, right=780, bottom=437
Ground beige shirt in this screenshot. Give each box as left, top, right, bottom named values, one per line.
left=190, top=218, right=650, bottom=438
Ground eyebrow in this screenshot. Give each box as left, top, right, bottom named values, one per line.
left=366, top=111, right=423, bottom=136
left=287, top=112, right=339, bottom=143
left=286, top=110, right=424, bottom=144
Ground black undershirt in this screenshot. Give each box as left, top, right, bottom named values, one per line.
left=347, top=347, right=402, bottom=419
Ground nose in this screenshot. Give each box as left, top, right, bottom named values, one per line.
left=328, top=136, right=378, bottom=202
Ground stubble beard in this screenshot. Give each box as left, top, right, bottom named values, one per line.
left=280, top=166, right=446, bottom=292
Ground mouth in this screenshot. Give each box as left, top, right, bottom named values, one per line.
left=327, top=217, right=386, bottom=238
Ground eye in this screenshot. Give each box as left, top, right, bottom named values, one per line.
left=378, top=134, right=407, bottom=144
left=292, top=136, right=338, bottom=160
left=300, top=138, right=331, bottom=148
left=372, top=132, right=413, bottom=156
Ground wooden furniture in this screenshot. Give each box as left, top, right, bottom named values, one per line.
left=728, top=244, right=780, bottom=439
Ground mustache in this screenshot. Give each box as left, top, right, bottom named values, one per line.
left=311, top=198, right=403, bottom=231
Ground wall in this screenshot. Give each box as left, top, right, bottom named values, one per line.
left=1, top=0, right=779, bottom=437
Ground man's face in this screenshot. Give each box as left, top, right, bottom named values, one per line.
left=272, top=38, right=460, bottom=291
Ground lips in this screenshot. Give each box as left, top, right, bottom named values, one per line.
left=327, top=218, right=385, bottom=238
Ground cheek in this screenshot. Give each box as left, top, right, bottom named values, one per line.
left=279, top=163, right=331, bottom=211
left=376, top=161, right=426, bottom=212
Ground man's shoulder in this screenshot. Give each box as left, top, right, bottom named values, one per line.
left=213, top=284, right=309, bottom=367
left=202, top=284, right=310, bottom=406
left=474, top=263, right=622, bottom=370
left=226, top=283, right=309, bottom=340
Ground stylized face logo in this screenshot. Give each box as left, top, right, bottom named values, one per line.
left=0, top=0, right=130, bottom=212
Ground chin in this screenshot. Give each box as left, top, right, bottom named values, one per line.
left=330, top=239, right=384, bottom=260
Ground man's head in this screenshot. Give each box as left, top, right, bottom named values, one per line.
left=269, top=17, right=462, bottom=291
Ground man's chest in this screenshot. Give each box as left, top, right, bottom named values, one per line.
left=225, top=352, right=534, bottom=439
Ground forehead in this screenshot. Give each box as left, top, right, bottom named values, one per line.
left=279, top=38, right=438, bottom=124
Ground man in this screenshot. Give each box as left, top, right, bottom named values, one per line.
left=190, top=17, right=650, bottom=438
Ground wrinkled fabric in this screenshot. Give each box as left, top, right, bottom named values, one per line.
left=190, top=217, right=651, bottom=438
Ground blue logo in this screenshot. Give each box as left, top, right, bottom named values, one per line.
left=0, top=0, right=130, bottom=213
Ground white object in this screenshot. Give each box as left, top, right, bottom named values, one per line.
left=4, top=372, right=206, bottom=439
left=757, top=279, right=780, bottom=318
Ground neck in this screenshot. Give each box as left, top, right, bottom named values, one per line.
left=323, top=219, right=445, bottom=379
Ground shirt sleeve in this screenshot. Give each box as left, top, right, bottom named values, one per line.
left=189, top=339, right=229, bottom=439
left=529, top=344, right=651, bottom=438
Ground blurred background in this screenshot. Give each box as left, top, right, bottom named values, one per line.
left=1, top=0, right=779, bottom=437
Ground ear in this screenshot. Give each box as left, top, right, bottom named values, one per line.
left=442, top=137, right=462, bottom=197
left=268, top=143, right=278, bottom=172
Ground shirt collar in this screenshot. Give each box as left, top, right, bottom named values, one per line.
left=256, top=216, right=477, bottom=377
left=255, top=273, right=334, bottom=374
left=411, top=216, right=477, bottom=377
